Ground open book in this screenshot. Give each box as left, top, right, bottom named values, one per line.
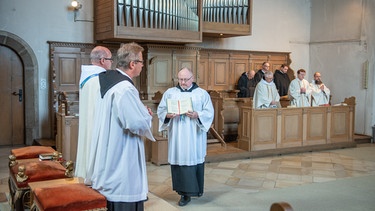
left=167, top=98, right=193, bottom=115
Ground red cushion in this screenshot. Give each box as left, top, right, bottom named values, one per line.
left=34, top=183, right=107, bottom=211
left=11, top=146, right=55, bottom=159
left=10, top=161, right=67, bottom=188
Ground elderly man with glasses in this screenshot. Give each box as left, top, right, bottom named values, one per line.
left=76, top=46, right=113, bottom=179
left=253, top=70, right=281, bottom=109
left=86, top=42, right=155, bottom=211
left=157, top=67, right=214, bottom=207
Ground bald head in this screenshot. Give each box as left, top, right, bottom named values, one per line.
left=178, top=67, right=194, bottom=89
left=90, top=46, right=112, bottom=69
left=248, top=70, right=255, bottom=79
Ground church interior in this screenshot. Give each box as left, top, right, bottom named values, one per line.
left=0, top=0, right=374, bottom=210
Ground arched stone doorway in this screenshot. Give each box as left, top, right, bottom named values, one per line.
left=0, top=30, right=39, bottom=145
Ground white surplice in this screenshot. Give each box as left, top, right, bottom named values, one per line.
left=310, top=80, right=331, bottom=106
left=288, top=78, right=312, bottom=107
left=157, top=86, right=214, bottom=166
left=86, top=71, right=155, bottom=202
left=253, top=79, right=280, bottom=109
left=75, top=65, right=106, bottom=179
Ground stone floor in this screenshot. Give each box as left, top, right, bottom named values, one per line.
left=1, top=141, right=375, bottom=211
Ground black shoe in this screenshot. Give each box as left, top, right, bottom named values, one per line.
left=178, top=195, right=191, bottom=206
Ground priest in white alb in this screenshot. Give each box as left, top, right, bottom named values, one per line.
left=288, top=69, right=312, bottom=107
left=310, top=72, right=331, bottom=106
left=75, top=46, right=112, bottom=179
left=86, top=43, right=155, bottom=211
left=157, top=67, right=214, bottom=207
left=253, top=70, right=281, bottom=109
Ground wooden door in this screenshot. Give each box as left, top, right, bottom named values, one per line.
left=0, top=45, right=24, bottom=146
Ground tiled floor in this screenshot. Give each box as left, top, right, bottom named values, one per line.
left=1, top=142, right=375, bottom=211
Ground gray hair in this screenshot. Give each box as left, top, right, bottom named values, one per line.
left=116, top=42, right=144, bottom=69
left=90, top=46, right=110, bottom=62
left=264, top=70, right=273, bottom=79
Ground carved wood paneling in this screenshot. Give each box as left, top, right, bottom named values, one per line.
left=305, top=107, right=327, bottom=145
left=212, top=59, right=230, bottom=88
left=330, top=106, right=350, bottom=142
left=231, top=58, right=248, bottom=87
left=197, top=55, right=209, bottom=89
left=142, top=45, right=199, bottom=99
left=280, top=108, right=303, bottom=148
left=238, top=103, right=354, bottom=152
left=252, top=109, right=277, bottom=150
left=238, top=106, right=252, bottom=151
left=152, top=56, right=172, bottom=86
left=249, top=53, right=269, bottom=71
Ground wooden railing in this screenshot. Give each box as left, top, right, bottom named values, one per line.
left=237, top=97, right=356, bottom=151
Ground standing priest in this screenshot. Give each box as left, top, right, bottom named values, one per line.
left=86, top=42, right=155, bottom=211
left=157, top=67, right=214, bottom=207
left=75, top=46, right=112, bottom=179
left=288, top=69, right=312, bottom=107
left=310, top=72, right=331, bottom=106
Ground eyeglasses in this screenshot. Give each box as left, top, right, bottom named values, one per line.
left=178, top=76, right=193, bottom=83
left=133, top=60, right=144, bottom=65
left=103, top=58, right=113, bottom=62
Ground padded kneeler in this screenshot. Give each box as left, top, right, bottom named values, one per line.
left=11, top=146, right=56, bottom=159
left=33, top=183, right=107, bottom=211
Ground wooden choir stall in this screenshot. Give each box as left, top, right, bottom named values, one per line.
left=237, top=97, right=356, bottom=154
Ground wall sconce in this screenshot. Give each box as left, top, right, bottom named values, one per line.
left=71, top=0, right=82, bottom=10
left=70, top=0, right=93, bottom=23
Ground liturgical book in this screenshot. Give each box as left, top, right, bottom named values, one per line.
left=167, top=98, right=193, bottom=115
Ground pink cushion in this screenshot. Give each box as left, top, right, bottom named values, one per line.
left=11, top=146, right=55, bottom=159
left=34, top=183, right=107, bottom=211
